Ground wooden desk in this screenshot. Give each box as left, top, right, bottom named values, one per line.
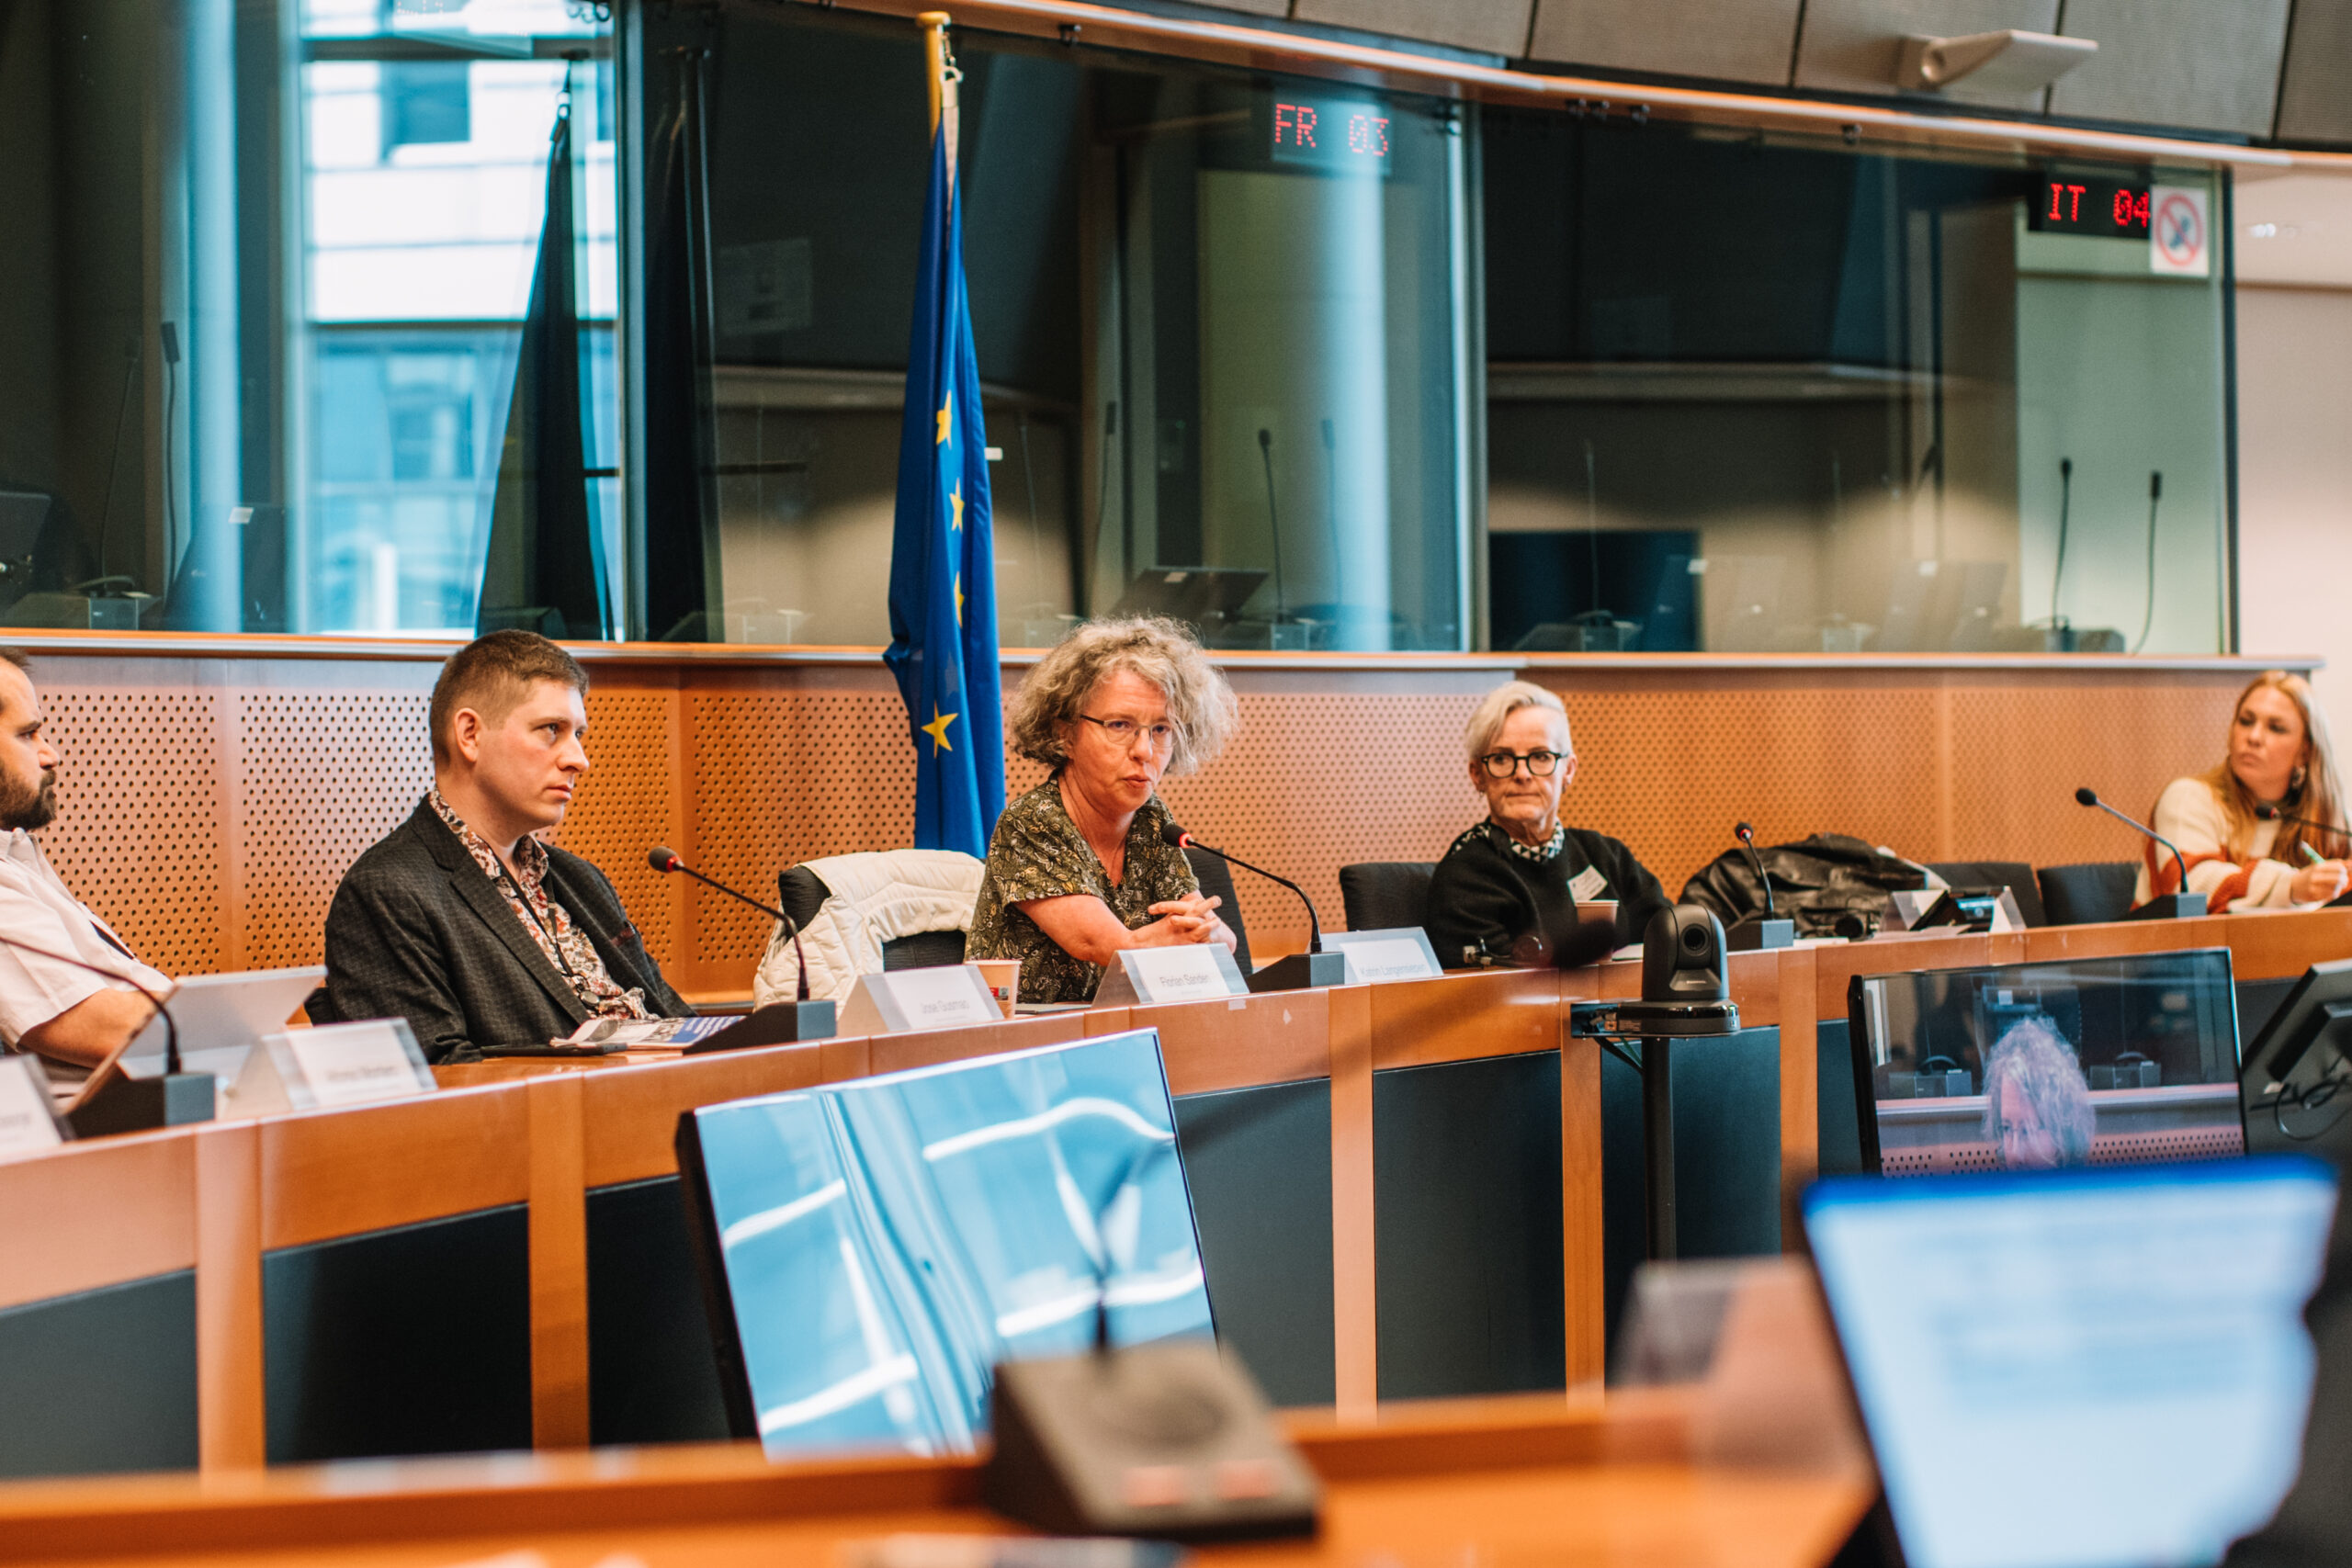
left=0, top=1393, right=1873, bottom=1568
left=2, top=908, right=2346, bottom=1479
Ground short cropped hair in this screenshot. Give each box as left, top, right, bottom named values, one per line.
left=429, top=630, right=588, bottom=766
left=1007, top=615, right=1238, bottom=777
left=1465, top=681, right=1569, bottom=761
left=0, top=650, right=28, bottom=676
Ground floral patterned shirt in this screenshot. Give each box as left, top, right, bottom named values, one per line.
left=427, top=788, right=650, bottom=1021
left=967, top=777, right=1199, bottom=1004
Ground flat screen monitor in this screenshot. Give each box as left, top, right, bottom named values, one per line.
left=1848, top=948, right=2243, bottom=1174
left=2243, top=957, right=2352, bottom=1160
left=677, top=1027, right=1216, bottom=1460
left=1805, top=1157, right=2337, bottom=1568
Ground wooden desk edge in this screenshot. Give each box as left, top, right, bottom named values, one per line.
left=0, top=1392, right=1718, bottom=1561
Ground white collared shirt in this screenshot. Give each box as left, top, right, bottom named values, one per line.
left=0, top=829, right=171, bottom=1049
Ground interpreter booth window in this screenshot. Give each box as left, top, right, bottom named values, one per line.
left=0, top=0, right=618, bottom=637
left=1481, top=111, right=2231, bottom=656
left=635, top=4, right=1473, bottom=649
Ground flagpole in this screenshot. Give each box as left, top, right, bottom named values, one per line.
left=918, top=11, right=958, bottom=180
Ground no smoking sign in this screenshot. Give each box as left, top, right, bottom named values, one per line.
left=2149, top=185, right=2210, bottom=277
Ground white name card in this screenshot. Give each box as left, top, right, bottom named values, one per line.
left=1096, top=944, right=1249, bottom=1006
left=239, top=1020, right=435, bottom=1115
left=0, top=1056, right=64, bottom=1160
left=1324, top=928, right=1444, bottom=984
left=838, top=965, right=1006, bottom=1035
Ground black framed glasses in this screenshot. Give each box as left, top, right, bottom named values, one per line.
left=1478, top=749, right=1565, bottom=779
left=1080, top=714, right=1178, bottom=750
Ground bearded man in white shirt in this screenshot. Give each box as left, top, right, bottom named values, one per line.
left=0, top=652, right=170, bottom=1087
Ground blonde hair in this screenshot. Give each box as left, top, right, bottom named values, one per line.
left=1464, top=681, right=1570, bottom=762
left=1006, top=616, right=1238, bottom=777
left=2193, top=671, right=2349, bottom=862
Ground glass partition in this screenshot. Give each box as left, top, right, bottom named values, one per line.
left=1481, top=111, right=2232, bottom=655
left=637, top=3, right=1473, bottom=649
left=0, top=0, right=614, bottom=638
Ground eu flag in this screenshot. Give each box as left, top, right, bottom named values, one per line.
left=886, top=18, right=1003, bottom=859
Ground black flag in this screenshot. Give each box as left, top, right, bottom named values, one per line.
left=479, top=88, right=608, bottom=638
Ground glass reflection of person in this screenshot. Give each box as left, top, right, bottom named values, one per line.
left=2137, top=671, right=2352, bottom=912
left=1980, top=1018, right=2097, bottom=1169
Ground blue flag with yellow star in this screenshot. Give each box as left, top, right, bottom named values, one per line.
left=885, top=30, right=1003, bottom=859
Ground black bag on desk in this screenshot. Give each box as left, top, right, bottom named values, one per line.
left=1678, top=833, right=1932, bottom=940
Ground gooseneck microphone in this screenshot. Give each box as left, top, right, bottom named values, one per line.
left=2075, top=787, right=2192, bottom=898
left=650, top=846, right=809, bottom=1001
left=1161, top=822, right=1322, bottom=953
left=1734, top=820, right=1776, bottom=917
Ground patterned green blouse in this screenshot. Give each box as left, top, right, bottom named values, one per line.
left=967, top=777, right=1201, bottom=1003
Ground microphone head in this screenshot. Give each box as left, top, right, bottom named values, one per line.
left=2256, top=804, right=2281, bottom=821
left=1159, top=822, right=1190, bottom=850
left=1734, top=820, right=1756, bottom=842
left=1257, top=427, right=1272, bottom=450
left=648, top=846, right=681, bottom=873
left=2150, top=470, right=2163, bottom=501
left=2074, top=787, right=2099, bottom=807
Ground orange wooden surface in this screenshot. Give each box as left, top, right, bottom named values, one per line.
left=1327, top=986, right=1378, bottom=1418
left=0, top=1391, right=1872, bottom=1568
left=0, top=1133, right=195, bottom=1311
left=193, top=1124, right=265, bottom=1471
left=1365, top=968, right=1558, bottom=1071
left=257, top=1086, right=531, bottom=1251
left=527, top=1077, right=592, bottom=1450
left=1562, top=1031, right=1607, bottom=1386
left=1142, top=988, right=1331, bottom=1096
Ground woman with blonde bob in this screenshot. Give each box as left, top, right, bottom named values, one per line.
left=1424, top=681, right=1668, bottom=967
left=967, top=616, right=1240, bottom=1003
left=2136, top=671, right=2352, bottom=912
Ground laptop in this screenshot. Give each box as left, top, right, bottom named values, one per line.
left=1805, top=1157, right=2338, bottom=1568
left=676, top=1026, right=1217, bottom=1460
left=118, top=966, right=326, bottom=1087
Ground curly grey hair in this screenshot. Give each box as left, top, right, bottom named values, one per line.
left=1980, top=1017, right=2097, bottom=1168
left=1008, top=616, right=1238, bottom=776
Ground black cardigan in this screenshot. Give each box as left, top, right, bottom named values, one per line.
left=322, top=797, right=690, bottom=1062
left=1423, top=820, right=1669, bottom=969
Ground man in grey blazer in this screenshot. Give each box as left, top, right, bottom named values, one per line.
left=323, top=631, right=688, bottom=1062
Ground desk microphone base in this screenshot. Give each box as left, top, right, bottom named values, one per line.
left=68, top=1071, right=217, bottom=1138
left=2124, top=893, right=2208, bottom=921
left=684, top=1000, right=837, bottom=1054
left=1725, top=916, right=1796, bottom=952
left=1246, top=951, right=1349, bottom=993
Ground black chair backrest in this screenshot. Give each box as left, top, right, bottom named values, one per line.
left=1925, top=861, right=2049, bottom=928
left=777, top=865, right=831, bottom=931
left=2036, top=862, right=2141, bottom=927
left=1339, top=862, right=1437, bottom=936
left=883, top=930, right=968, bottom=969
left=1183, top=847, right=1252, bottom=975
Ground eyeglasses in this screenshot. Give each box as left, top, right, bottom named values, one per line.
left=1478, top=749, right=1566, bottom=779
left=1080, top=714, right=1178, bottom=750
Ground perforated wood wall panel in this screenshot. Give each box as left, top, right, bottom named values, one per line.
left=1159, top=693, right=1481, bottom=957
left=0, top=651, right=2267, bottom=995
left=547, top=688, right=681, bottom=965
left=40, top=689, right=230, bottom=976
left=236, top=693, right=431, bottom=970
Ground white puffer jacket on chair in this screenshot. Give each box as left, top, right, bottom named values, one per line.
left=751, top=848, right=986, bottom=1007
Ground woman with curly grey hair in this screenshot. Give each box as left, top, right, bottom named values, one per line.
left=1980, top=1017, right=2097, bottom=1168
left=967, top=616, right=1240, bottom=1003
